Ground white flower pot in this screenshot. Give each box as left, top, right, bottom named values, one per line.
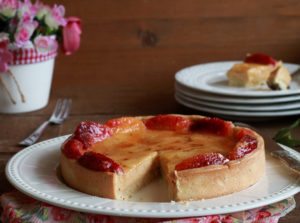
left=0, top=58, right=55, bottom=114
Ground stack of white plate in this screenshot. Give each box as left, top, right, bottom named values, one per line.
left=175, top=61, right=300, bottom=121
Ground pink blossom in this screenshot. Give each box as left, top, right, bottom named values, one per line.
left=0, top=32, right=9, bottom=43
left=45, top=4, right=66, bottom=29
left=34, top=35, right=58, bottom=54
left=35, top=0, right=51, bottom=20
left=34, top=0, right=43, bottom=8
left=14, top=19, right=38, bottom=47
left=17, top=0, right=38, bottom=20
left=0, top=44, right=13, bottom=72
left=0, top=40, right=9, bottom=49
left=62, top=17, right=82, bottom=55
left=0, top=0, right=18, bottom=17
left=21, top=11, right=32, bottom=23
left=0, top=35, right=10, bottom=55
left=9, top=17, right=18, bottom=31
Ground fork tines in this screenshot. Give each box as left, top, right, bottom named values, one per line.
left=53, top=98, right=72, bottom=121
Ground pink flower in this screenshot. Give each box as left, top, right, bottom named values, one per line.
left=34, top=35, right=58, bottom=54
left=62, top=17, right=82, bottom=55
left=45, top=4, right=66, bottom=29
left=21, top=11, right=32, bottom=23
left=0, top=0, right=18, bottom=17
left=14, top=19, right=38, bottom=47
left=35, top=0, right=51, bottom=20
left=0, top=40, right=13, bottom=72
left=9, top=16, right=18, bottom=31
left=17, top=0, right=38, bottom=20
left=0, top=32, right=9, bottom=43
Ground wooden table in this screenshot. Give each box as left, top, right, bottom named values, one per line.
left=0, top=84, right=299, bottom=222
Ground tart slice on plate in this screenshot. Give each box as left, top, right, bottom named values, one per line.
left=227, top=53, right=291, bottom=90
left=60, top=115, right=265, bottom=201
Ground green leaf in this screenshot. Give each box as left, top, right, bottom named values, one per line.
left=274, top=119, right=300, bottom=138
left=273, top=119, right=300, bottom=148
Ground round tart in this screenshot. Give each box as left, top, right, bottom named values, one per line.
left=60, top=115, right=265, bottom=201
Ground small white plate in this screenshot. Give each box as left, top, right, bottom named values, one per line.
left=5, top=136, right=300, bottom=218
left=175, top=83, right=300, bottom=105
left=175, top=61, right=300, bottom=97
left=175, top=94, right=300, bottom=118
left=176, top=91, right=300, bottom=112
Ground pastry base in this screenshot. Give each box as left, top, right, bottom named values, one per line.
left=61, top=151, right=160, bottom=200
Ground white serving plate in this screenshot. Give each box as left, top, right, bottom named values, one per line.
left=6, top=136, right=300, bottom=218
left=175, top=83, right=300, bottom=105
left=175, top=61, right=300, bottom=97
left=175, top=91, right=300, bottom=112
left=175, top=94, right=300, bottom=118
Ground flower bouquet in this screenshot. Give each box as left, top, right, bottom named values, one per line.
left=0, top=0, right=81, bottom=113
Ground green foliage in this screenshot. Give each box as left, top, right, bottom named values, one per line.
left=273, top=119, right=300, bottom=148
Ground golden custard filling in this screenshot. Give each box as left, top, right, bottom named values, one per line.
left=62, top=115, right=258, bottom=174
left=90, top=129, right=237, bottom=172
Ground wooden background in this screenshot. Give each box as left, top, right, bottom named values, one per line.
left=1, top=0, right=300, bottom=221
left=49, top=0, right=300, bottom=88
left=40, top=0, right=300, bottom=88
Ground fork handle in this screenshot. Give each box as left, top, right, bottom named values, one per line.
left=19, top=121, right=50, bottom=146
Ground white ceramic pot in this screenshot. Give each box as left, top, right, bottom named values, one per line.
left=0, top=58, right=55, bottom=114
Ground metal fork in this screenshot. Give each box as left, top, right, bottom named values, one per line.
left=19, top=98, right=72, bottom=146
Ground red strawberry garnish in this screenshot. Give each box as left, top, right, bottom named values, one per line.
left=74, top=122, right=112, bottom=149
left=105, top=117, right=146, bottom=134
left=228, top=135, right=258, bottom=160
left=175, top=153, right=229, bottom=171
left=145, top=115, right=190, bottom=131
left=234, top=128, right=256, bottom=140
left=190, top=117, right=233, bottom=136
left=244, top=53, right=277, bottom=66
left=78, top=151, right=124, bottom=174
left=61, top=138, right=84, bottom=159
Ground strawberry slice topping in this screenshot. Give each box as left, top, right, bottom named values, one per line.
left=145, top=115, right=190, bottom=131
left=74, top=122, right=112, bottom=149
left=105, top=117, right=146, bottom=134
left=244, top=53, right=277, bottom=66
left=190, top=117, right=233, bottom=136
left=78, top=151, right=124, bottom=174
left=175, top=153, right=229, bottom=171
left=63, top=116, right=260, bottom=170
left=62, top=138, right=84, bottom=159
left=234, top=128, right=256, bottom=140
left=228, top=135, right=258, bottom=160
